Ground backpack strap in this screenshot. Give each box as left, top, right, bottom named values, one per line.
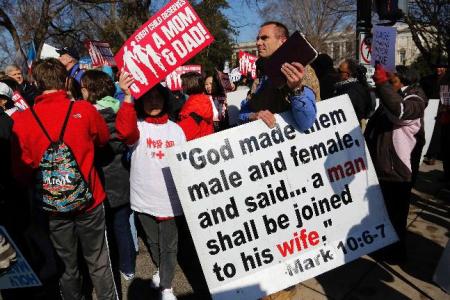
left=30, top=101, right=74, bottom=143
left=30, top=106, right=53, bottom=143
left=58, top=101, right=74, bottom=142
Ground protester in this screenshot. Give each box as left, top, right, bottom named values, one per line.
left=57, top=46, right=84, bottom=84
left=204, top=74, right=223, bottom=131
left=437, top=69, right=450, bottom=184
left=178, top=72, right=214, bottom=140
left=116, top=72, right=186, bottom=300
left=421, top=62, right=447, bottom=165
left=0, top=81, right=16, bottom=116
left=11, top=58, right=117, bottom=300
left=365, top=64, right=427, bottom=263
left=80, top=69, right=136, bottom=281
left=334, top=58, right=373, bottom=125
left=0, top=82, right=14, bottom=222
left=4, top=64, right=38, bottom=105
left=311, top=53, right=339, bottom=100
left=245, top=21, right=317, bottom=131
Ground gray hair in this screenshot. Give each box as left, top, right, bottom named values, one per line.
left=4, top=64, right=21, bottom=75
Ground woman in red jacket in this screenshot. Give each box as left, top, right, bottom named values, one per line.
left=177, top=72, right=214, bottom=141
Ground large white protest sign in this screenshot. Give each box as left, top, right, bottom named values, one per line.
left=371, top=25, right=396, bottom=72
left=0, top=226, right=41, bottom=289
left=168, top=95, right=397, bottom=299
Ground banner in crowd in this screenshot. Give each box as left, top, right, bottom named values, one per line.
left=115, top=0, right=214, bottom=98
left=238, top=51, right=257, bottom=79
left=12, top=91, right=29, bottom=111
left=165, top=64, right=201, bottom=91
left=84, top=40, right=116, bottom=67
left=371, top=25, right=396, bottom=72
left=0, top=226, right=41, bottom=289
left=167, top=95, right=397, bottom=299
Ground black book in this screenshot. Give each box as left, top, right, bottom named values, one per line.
left=264, top=31, right=318, bottom=88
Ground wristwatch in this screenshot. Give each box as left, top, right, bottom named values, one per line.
left=289, top=85, right=304, bottom=97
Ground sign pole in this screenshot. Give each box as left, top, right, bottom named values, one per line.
left=356, top=0, right=372, bottom=62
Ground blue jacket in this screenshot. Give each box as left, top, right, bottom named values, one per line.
left=240, top=77, right=316, bottom=131
left=69, top=63, right=85, bottom=84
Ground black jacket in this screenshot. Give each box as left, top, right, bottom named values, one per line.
left=95, top=107, right=130, bottom=208
left=19, top=81, right=38, bottom=106
left=0, top=108, right=13, bottom=194
left=334, top=78, right=372, bottom=121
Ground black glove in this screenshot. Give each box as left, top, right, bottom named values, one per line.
left=189, top=112, right=203, bottom=125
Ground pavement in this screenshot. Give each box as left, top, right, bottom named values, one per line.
left=116, top=161, right=450, bottom=300
left=2, top=162, right=446, bottom=300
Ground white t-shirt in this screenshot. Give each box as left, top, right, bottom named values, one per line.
left=129, top=119, right=186, bottom=217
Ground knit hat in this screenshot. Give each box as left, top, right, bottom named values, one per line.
left=0, top=82, right=13, bottom=101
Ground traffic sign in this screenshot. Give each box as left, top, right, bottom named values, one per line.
left=359, top=33, right=372, bottom=64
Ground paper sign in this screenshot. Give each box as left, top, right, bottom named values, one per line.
left=371, top=25, right=397, bottom=71
left=167, top=95, right=397, bottom=299
left=114, top=0, right=214, bottom=98
left=39, top=43, right=59, bottom=59
left=0, top=226, right=41, bottom=289
left=85, top=40, right=116, bottom=67
left=228, top=68, right=242, bottom=83
left=226, top=88, right=249, bottom=126
left=239, top=51, right=257, bottom=79
left=165, top=65, right=201, bottom=91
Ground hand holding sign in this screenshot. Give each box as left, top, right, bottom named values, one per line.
left=281, top=62, right=305, bottom=90
left=119, top=71, right=135, bottom=101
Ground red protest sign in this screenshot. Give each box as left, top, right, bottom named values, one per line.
left=85, top=40, right=116, bottom=67
left=115, top=0, right=214, bottom=98
left=12, top=91, right=29, bottom=111
left=239, top=51, right=257, bottom=79
left=165, top=65, right=202, bottom=91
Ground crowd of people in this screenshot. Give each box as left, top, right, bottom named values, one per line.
left=0, top=20, right=449, bottom=300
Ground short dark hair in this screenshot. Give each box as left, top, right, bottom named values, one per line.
left=81, top=70, right=115, bottom=103
left=135, top=84, right=170, bottom=118
left=260, top=21, right=289, bottom=39
left=180, top=72, right=204, bottom=95
left=395, top=65, right=420, bottom=86
left=32, top=58, right=67, bottom=91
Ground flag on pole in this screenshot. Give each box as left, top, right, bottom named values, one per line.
left=27, top=42, right=36, bottom=75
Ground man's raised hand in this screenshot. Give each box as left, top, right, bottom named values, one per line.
left=281, top=62, right=305, bottom=90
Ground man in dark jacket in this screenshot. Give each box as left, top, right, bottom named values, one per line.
left=5, top=64, right=38, bottom=106
left=57, top=46, right=85, bottom=84
left=335, top=58, right=373, bottom=124
left=365, top=64, right=427, bottom=263
left=244, top=21, right=317, bottom=131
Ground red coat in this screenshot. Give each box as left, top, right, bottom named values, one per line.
left=177, top=94, right=213, bottom=141
left=11, top=90, right=110, bottom=210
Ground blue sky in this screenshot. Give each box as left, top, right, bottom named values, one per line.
left=223, top=1, right=262, bottom=43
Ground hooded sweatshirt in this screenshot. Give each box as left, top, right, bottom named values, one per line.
left=177, top=93, right=214, bottom=141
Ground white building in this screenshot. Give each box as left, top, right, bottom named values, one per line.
left=232, top=23, right=421, bottom=67
left=323, top=23, right=421, bottom=66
